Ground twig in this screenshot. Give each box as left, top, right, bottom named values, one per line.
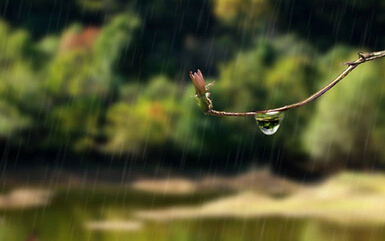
left=200, top=50, right=385, bottom=117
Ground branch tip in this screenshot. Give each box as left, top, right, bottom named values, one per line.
left=357, top=52, right=367, bottom=62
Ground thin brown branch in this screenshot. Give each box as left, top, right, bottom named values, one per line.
left=203, top=50, right=385, bottom=117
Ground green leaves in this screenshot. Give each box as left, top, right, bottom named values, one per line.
left=0, top=100, right=32, bottom=139
left=103, top=77, right=181, bottom=155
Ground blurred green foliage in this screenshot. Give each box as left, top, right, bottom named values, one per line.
left=1, top=0, right=385, bottom=170
left=214, top=0, right=271, bottom=31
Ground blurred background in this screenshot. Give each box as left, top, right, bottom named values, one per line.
left=1, top=0, right=385, bottom=240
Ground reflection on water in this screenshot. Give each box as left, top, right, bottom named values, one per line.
left=0, top=187, right=384, bottom=241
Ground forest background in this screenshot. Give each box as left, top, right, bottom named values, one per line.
left=1, top=0, right=385, bottom=176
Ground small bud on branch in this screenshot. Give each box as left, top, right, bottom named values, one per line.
left=189, top=69, right=214, bottom=113
left=190, top=69, right=206, bottom=96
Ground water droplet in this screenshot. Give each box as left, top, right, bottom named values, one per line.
left=255, top=111, right=284, bottom=135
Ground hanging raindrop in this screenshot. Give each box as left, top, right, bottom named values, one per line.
left=255, top=111, right=284, bottom=135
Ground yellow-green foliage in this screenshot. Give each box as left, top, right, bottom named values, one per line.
left=0, top=20, right=30, bottom=62
left=266, top=56, right=314, bottom=106
left=215, top=41, right=269, bottom=112
left=214, top=0, right=271, bottom=30
left=366, top=58, right=385, bottom=163
left=40, top=14, right=141, bottom=152
left=47, top=99, right=101, bottom=151
left=94, top=14, right=140, bottom=76
left=103, top=77, right=180, bottom=154
left=46, top=14, right=140, bottom=98
left=47, top=49, right=97, bottom=97
left=104, top=101, right=173, bottom=154
left=0, top=100, right=32, bottom=138
left=0, top=21, right=35, bottom=138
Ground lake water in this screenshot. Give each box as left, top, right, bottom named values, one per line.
left=0, top=187, right=384, bottom=241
